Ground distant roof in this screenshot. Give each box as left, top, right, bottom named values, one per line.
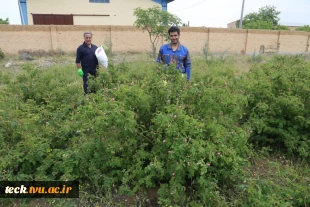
left=227, top=20, right=238, bottom=24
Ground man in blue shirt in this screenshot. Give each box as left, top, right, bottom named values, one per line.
left=76, top=32, right=99, bottom=94
left=156, top=26, right=192, bottom=81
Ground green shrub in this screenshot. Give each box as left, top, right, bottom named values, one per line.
left=296, top=25, right=310, bottom=32
left=244, top=55, right=310, bottom=158
left=0, top=55, right=309, bottom=206
left=0, top=48, right=4, bottom=59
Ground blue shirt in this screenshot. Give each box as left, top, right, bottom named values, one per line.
left=156, top=43, right=192, bottom=80
left=76, top=42, right=98, bottom=73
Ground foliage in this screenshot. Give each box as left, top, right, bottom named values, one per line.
left=202, top=42, right=209, bottom=61
left=247, top=51, right=263, bottom=63
left=0, top=54, right=309, bottom=206
left=133, top=6, right=182, bottom=58
left=202, top=42, right=227, bottom=64
left=237, top=5, right=289, bottom=30
left=296, top=25, right=310, bottom=32
left=241, top=19, right=274, bottom=30
left=0, top=48, right=4, bottom=59
left=103, top=38, right=113, bottom=58
left=233, top=152, right=310, bottom=206
left=275, top=24, right=290, bottom=30
left=0, top=17, right=9, bottom=24
left=243, top=55, right=310, bottom=159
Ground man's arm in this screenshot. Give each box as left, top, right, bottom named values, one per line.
left=76, top=47, right=82, bottom=69
left=95, top=57, right=99, bottom=69
left=76, top=47, right=84, bottom=76
left=156, top=47, right=163, bottom=63
left=184, top=50, right=192, bottom=81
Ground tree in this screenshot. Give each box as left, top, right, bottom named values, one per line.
left=296, top=25, right=310, bottom=32
left=134, top=6, right=182, bottom=58
left=237, top=5, right=289, bottom=30
left=0, top=18, right=9, bottom=24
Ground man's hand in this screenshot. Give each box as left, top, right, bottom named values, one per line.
left=78, top=68, right=84, bottom=76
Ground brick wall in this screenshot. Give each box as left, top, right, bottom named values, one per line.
left=0, top=25, right=309, bottom=55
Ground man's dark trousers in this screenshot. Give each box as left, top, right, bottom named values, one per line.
left=82, top=70, right=97, bottom=94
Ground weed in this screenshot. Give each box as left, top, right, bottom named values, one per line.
left=18, top=49, right=66, bottom=60
left=248, top=50, right=263, bottom=63
left=0, top=48, right=4, bottom=59
left=103, top=38, right=113, bottom=57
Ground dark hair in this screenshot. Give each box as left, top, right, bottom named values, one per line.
left=168, top=26, right=180, bottom=35
left=83, top=31, right=93, bottom=37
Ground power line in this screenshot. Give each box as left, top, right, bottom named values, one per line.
left=170, top=0, right=207, bottom=13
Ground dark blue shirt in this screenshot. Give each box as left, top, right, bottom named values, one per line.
left=156, top=43, right=192, bottom=80
left=76, top=42, right=98, bottom=73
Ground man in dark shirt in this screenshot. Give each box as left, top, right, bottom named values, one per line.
left=76, top=32, right=99, bottom=94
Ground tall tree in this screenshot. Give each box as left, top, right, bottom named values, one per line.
left=0, top=18, right=9, bottom=24
left=237, top=6, right=289, bottom=30
left=134, top=6, right=181, bottom=58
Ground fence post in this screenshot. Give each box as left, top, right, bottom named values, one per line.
left=277, top=30, right=281, bottom=53
left=110, top=25, right=112, bottom=43
left=50, top=25, right=58, bottom=51
left=306, top=34, right=310, bottom=53
left=207, top=28, right=210, bottom=53
left=244, top=29, right=249, bottom=54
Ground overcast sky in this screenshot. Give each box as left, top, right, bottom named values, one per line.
left=169, top=0, right=310, bottom=27
left=0, top=0, right=309, bottom=27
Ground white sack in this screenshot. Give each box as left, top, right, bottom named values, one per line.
left=95, top=45, right=108, bottom=69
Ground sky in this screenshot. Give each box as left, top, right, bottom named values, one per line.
left=0, top=0, right=309, bottom=27
left=168, top=0, right=310, bottom=27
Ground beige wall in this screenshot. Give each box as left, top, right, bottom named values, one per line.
left=27, top=0, right=159, bottom=25
left=208, top=29, right=247, bottom=53
left=0, top=25, right=309, bottom=55
left=278, top=31, right=309, bottom=53
left=178, top=28, right=209, bottom=53
left=246, top=30, right=279, bottom=53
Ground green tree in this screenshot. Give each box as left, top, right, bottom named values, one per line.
left=134, top=6, right=181, bottom=58
left=237, top=6, right=289, bottom=30
left=296, top=25, right=310, bottom=32
left=0, top=17, right=9, bottom=24
left=275, top=25, right=290, bottom=30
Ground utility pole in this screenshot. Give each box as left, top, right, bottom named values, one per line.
left=239, top=0, right=245, bottom=28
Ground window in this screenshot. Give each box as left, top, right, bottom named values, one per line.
left=89, top=0, right=110, bottom=3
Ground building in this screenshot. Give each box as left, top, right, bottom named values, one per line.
left=18, top=0, right=175, bottom=25
left=227, top=20, right=238, bottom=29
left=284, top=25, right=301, bottom=31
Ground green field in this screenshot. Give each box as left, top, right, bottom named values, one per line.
left=0, top=52, right=309, bottom=206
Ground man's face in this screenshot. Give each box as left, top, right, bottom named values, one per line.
left=84, top=34, right=92, bottom=46
left=169, top=31, right=179, bottom=45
